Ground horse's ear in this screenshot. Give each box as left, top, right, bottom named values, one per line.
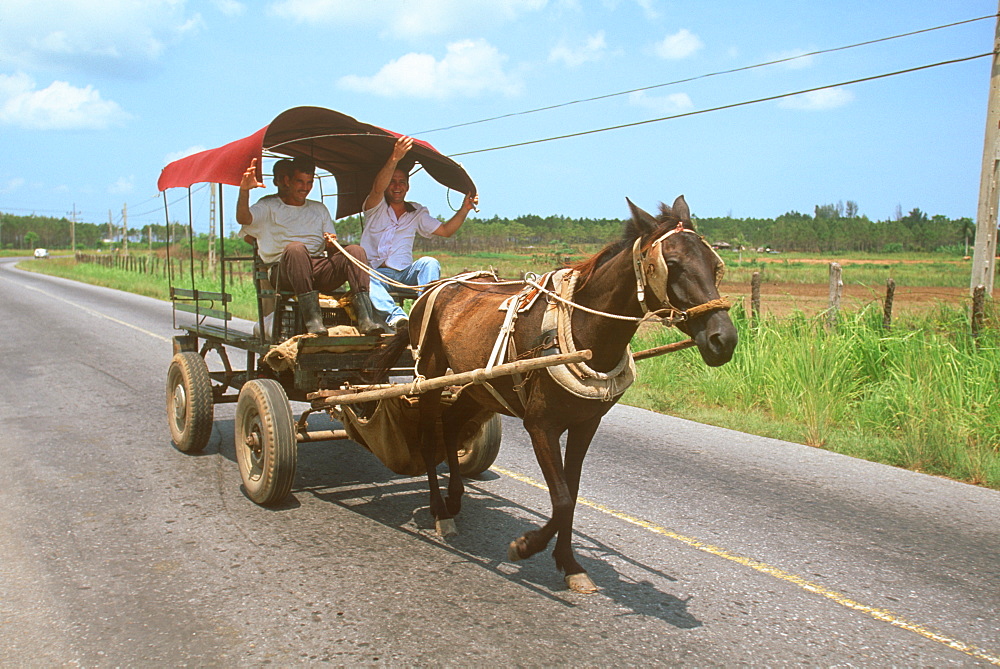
left=672, top=195, right=691, bottom=223
left=625, top=197, right=659, bottom=236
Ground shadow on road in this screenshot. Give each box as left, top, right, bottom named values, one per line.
left=193, top=411, right=702, bottom=630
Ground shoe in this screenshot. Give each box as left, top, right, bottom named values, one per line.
left=297, top=290, right=327, bottom=335
left=389, top=316, right=408, bottom=332
left=352, top=292, right=391, bottom=336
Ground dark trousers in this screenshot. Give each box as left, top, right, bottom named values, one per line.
left=275, top=241, right=370, bottom=295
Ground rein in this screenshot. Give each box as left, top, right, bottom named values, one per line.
left=522, top=223, right=732, bottom=326
left=331, top=226, right=730, bottom=327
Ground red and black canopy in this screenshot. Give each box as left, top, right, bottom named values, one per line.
left=157, top=106, right=475, bottom=218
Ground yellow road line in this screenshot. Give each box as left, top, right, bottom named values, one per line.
left=11, top=267, right=993, bottom=663
left=491, top=465, right=1000, bottom=666
left=9, top=276, right=171, bottom=343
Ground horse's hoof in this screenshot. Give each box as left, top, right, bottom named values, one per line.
left=436, top=518, right=458, bottom=537
left=565, top=572, right=598, bottom=594
left=507, top=539, right=523, bottom=562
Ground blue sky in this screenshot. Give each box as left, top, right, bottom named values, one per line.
left=0, top=1, right=995, bottom=236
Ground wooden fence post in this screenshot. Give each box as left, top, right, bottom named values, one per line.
left=972, top=284, right=986, bottom=340
left=883, top=277, right=895, bottom=331
left=751, top=271, right=761, bottom=324
left=827, top=262, right=842, bottom=329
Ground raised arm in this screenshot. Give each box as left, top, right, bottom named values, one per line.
left=434, top=191, right=479, bottom=238
left=235, top=158, right=264, bottom=227
left=363, top=136, right=413, bottom=211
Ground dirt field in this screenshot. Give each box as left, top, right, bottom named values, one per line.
left=726, top=282, right=970, bottom=318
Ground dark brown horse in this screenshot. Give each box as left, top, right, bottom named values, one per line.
left=367, top=196, right=737, bottom=592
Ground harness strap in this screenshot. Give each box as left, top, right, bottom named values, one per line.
left=481, top=294, right=527, bottom=416
left=632, top=237, right=650, bottom=313
left=685, top=297, right=732, bottom=320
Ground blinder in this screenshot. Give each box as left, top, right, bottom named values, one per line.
left=632, top=222, right=727, bottom=320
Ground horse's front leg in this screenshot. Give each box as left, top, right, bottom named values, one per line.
left=507, top=421, right=571, bottom=566
left=419, top=387, right=454, bottom=536
left=553, top=415, right=602, bottom=593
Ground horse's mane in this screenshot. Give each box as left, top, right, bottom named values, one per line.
left=570, top=202, right=692, bottom=289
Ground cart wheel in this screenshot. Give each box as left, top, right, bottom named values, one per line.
left=166, top=352, right=214, bottom=454
left=235, top=379, right=297, bottom=506
left=458, top=413, right=502, bottom=476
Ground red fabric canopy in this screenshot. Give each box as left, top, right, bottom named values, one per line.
left=157, top=126, right=267, bottom=192
left=157, top=107, right=475, bottom=218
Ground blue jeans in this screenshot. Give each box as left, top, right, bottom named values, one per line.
left=368, top=256, right=441, bottom=323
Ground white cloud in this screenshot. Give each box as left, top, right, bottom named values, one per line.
left=628, top=90, right=694, bottom=114
left=213, top=0, right=246, bottom=16
left=778, top=87, right=854, bottom=111
left=598, top=0, right=658, bottom=17
left=0, top=178, right=26, bottom=194
left=109, top=176, right=134, bottom=195
left=0, top=0, right=202, bottom=76
left=654, top=28, right=702, bottom=60
left=550, top=31, right=608, bottom=68
left=270, top=0, right=546, bottom=37
left=339, top=39, right=521, bottom=99
left=634, top=0, right=659, bottom=18
left=164, top=146, right=208, bottom=165
left=0, top=72, right=130, bottom=130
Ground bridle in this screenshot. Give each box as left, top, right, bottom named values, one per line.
left=632, top=221, right=731, bottom=324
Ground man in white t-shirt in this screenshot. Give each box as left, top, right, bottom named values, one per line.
left=360, top=135, right=478, bottom=328
left=236, top=156, right=390, bottom=336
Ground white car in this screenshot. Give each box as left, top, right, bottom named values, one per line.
left=33, top=248, right=49, bottom=259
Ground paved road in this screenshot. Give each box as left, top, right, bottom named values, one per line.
left=1, top=257, right=998, bottom=666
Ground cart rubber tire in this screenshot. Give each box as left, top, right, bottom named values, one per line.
left=235, top=378, right=297, bottom=506
left=166, top=352, right=214, bottom=454
left=458, top=413, right=502, bottom=476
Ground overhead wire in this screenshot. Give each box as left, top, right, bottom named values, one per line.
left=21, top=14, right=994, bottom=221
left=450, top=52, right=994, bottom=157
left=415, top=13, right=997, bottom=136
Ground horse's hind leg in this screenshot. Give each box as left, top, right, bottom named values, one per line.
left=419, top=387, right=455, bottom=536
left=440, top=393, right=484, bottom=517
left=554, top=416, right=601, bottom=593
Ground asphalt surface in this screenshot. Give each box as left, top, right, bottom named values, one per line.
left=1, top=256, right=998, bottom=666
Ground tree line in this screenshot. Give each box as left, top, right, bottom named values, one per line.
left=1, top=201, right=977, bottom=255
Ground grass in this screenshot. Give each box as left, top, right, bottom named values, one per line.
left=626, top=301, right=1000, bottom=489
left=19, top=256, right=261, bottom=321
left=21, top=252, right=1000, bottom=489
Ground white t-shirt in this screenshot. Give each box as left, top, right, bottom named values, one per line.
left=361, top=198, right=441, bottom=270
left=244, top=196, right=336, bottom=263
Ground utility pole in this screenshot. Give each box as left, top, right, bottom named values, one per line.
left=107, top=209, right=113, bottom=246
left=970, top=1, right=1000, bottom=297
left=122, top=203, right=128, bottom=255
left=70, top=203, right=77, bottom=253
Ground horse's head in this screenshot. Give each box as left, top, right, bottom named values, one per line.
left=626, top=195, right=738, bottom=367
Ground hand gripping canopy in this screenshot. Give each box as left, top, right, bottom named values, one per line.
left=157, top=106, right=476, bottom=218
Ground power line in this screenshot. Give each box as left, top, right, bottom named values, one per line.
left=450, top=52, right=993, bottom=158
left=128, top=184, right=210, bottom=220
left=416, top=14, right=996, bottom=136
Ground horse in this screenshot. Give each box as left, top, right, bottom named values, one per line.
left=366, top=195, right=738, bottom=592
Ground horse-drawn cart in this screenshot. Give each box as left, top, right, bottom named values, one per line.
left=159, top=107, right=588, bottom=506
left=160, top=106, right=739, bottom=592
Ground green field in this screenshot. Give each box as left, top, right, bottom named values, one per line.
left=19, top=252, right=1000, bottom=489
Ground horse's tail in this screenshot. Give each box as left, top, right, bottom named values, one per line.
left=363, top=323, right=412, bottom=384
